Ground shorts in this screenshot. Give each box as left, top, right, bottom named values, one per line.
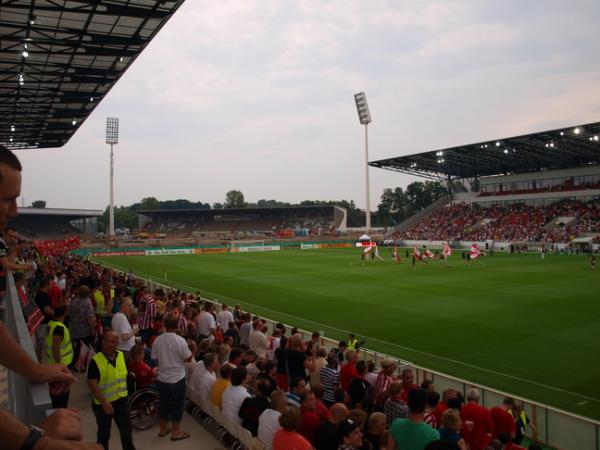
left=35, top=324, right=48, bottom=351
left=157, top=378, right=186, bottom=422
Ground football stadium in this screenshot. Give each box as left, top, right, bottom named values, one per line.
left=1, top=2, right=600, bottom=450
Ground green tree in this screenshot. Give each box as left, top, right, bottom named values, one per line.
left=225, top=190, right=246, bottom=208
left=31, top=200, right=46, bottom=208
left=100, top=206, right=139, bottom=231
left=213, top=202, right=224, bottom=210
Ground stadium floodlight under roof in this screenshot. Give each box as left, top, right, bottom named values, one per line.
left=0, top=0, right=186, bottom=150
left=369, top=121, right=600, bottom=180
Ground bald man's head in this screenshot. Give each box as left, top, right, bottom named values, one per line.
left=329, top=403, right=349, bottom=424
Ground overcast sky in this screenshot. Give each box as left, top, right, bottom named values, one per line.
left=17, top=0, right=600, bottom=211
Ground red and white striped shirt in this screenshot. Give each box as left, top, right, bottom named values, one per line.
left=137, top=296, right=157, bottom=330
left=375, top=372, right=395, bottom=405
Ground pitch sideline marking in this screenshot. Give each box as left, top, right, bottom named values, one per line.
left=97, top=258, right=600, bottom=404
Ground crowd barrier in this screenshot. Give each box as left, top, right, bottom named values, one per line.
left=1, top=272, right=52, bottom=425
left=99, top=265, right=600, bottom=450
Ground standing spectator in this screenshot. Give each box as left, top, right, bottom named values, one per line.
left=217, top=303, right=234, bottom=332
left=239, top=313, right=253, bottom=347
left=399, top=367, right=419, bottom=402
left=34, top=277, right=54, bottom=361
left=111, top=298, right=137, bottom=361
left=338, top=419, right=365, bottom=450
left=383, top=381, right=410, bottom=426
left=68, top=284, right=96, bottom=370
left=286, top=333, right=311, bottom=382
left=258, top=389, right=288, bottom=450
left=272, top=406, right=312, bottom=450
left=45, top=304, right=73, bottom=408
left=222, top=366, right=251, bottom=423
left=490, top=398, right=516, bottom=441
left=509, top=403, right=535, bottom=445
left=87, top=331, right=135, bottom=450
left=151, top=314, right=193, bottom=441
left=347, top=360, right=370, bottom=408
left=461, top=388, right=493, bottom=450
left=365, top=360, right=378, bottom=386
left=210, top=363, right=233, bottom=409
left=387, top=388, right=439, bottom=450
left=424, top=391, right=440, bottom=429
left=314, top=403, right=348, bottom=450
left=310, top=347, right=328, bottom=388
left=434, top=389, right=458, bottom=425
left=137, top=288, right=158, bottom=343
left=438, top=409, right=467, bottom=450
left=375, top=359, right=397, bottom=406
left=274, top=335, right=289, bottom=390
left=340, top=350, right=359, bottom=392
left=287, top=377, right=307, bottom=407
left=298, top=390, right=324, bottom=445
left=196, top=302, right=217, bottom=340
left=238, top=380, right=272, bottom=436
left=249, top=318, right=269, bottom=359
left=320, top=351, right=340, bottom=407
left=363, top=412, right=388, bottom=450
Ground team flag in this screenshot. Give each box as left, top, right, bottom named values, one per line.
left=442, top=243, right=452, bottom=258
left=423, top=249, right=434, bottom=259
left=470, top=243, right=483, bottom=259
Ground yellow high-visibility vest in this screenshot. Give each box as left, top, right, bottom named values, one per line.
left=45, top=320, right=73, bottom=365
left=92, top=351, right=128, bottom=404
left=347, top=338, right=359, bottom=350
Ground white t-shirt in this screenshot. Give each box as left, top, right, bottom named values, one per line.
left=111, top=312, right=135, bottom=351
left=249, top=329, right=269, bottom=359
left=258, top=408, right=281, bottom=450
left=151, top=332, right=192, bottom=384
left=216, top=309, right=234, bottom=332
left=196, top=311, right=216, bottom=337
left=222, top=385, right=250, bottom=423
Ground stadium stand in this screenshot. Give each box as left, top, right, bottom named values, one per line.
left=8, top=207, right=102, bottom=239
left=138, top=206, right=347, bottom=239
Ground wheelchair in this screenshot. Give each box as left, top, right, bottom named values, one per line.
left=127, top=373, right=160, bottom=430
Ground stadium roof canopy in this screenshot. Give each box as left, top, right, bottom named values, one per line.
left=137, top=205, right=344, bottom=216
left=0, top=0, right=186, bottom=150
left=17, top=206, right=102, bottom=217
left=370, top=121, right=600, bottom=180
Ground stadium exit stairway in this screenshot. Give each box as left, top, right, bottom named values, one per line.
left=69, top=373, right=225, bottom=450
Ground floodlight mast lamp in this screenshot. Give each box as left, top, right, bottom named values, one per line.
left=106, top=117, right=119, bottom=236
left=354, top=92, right=372, bottom=230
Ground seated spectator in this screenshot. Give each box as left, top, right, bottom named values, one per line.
left=258, top=389, right=288, bottom=450
left=222, top=366, right=251, bottom=423
left=438, top=409, right=467, bottom=450
left=387, top=388, right=440, bottom=450
left=298, top=390, right=324, bottom=445
left=127, top=344, right=157, bottom=389
left=287, top=377, right=307, bottom=407
left=239, top=380, right=272, bottom=436
left=314, top=403, right=349, bottom=450
left=383, top=381, right=409, bottom=426
left=199, top=353, right=220, bottom=401
left=363, top=411, right=388, bottom=450
left=272, top=406, right=312, bottom=450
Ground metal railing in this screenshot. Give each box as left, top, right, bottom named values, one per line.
left=102, top=266, right=599, bottom=450
left=1, top=272, right=52, bottom=425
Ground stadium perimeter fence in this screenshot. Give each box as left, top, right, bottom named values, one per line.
left=107, top=269, right=600, bottom=450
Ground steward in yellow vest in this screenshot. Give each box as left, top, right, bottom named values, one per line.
left=45, top=304, right=73, bottom=409
left=87, top=331, right=135, bottom=450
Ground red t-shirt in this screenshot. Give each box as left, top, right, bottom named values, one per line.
left=128, top=360, right=155, bottom=389
left=340, top=362, right=358, bottom=392
left=299, top=408, right=324, bottom=445
left=461, top=402, right=493, bottom=450
left=399, top=383, right=419, bottom=402
left=490, top=406, right=515, bottom=439
left=272, top=429, right=312, bottom=450
left=49, top=283, right=62, bottom=308
left=433, top=402, right=448, bottom=425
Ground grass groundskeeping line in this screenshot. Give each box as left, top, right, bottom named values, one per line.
left=96, top=248, right=600, bottom=420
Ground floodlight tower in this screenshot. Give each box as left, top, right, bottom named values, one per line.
left=354, top=92, right=372, bottom=230
left=106, top=117, right=119, bottom=236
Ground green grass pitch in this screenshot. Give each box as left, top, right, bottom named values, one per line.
left=95, top=248, right=600, bottom=420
